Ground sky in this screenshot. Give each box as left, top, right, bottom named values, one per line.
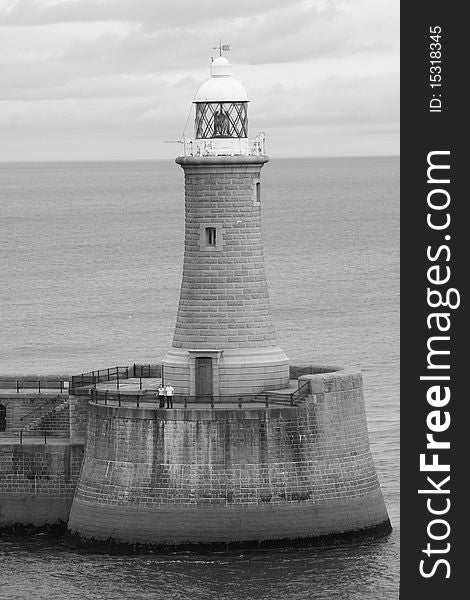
left=0, top=0, right=399, bottom=161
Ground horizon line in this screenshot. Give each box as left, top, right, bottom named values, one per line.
left=0, top=154, right=400, bottom=164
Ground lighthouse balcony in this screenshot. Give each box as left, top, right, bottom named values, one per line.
left=181, top=134, right=265, bottom=158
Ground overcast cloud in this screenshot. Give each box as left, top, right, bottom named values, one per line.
left=0, top=0, right=399, bottom=160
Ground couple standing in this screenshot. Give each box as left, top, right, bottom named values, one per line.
left=157, top=383, right=174, bottom=408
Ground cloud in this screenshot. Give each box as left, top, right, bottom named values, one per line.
left=0, top=0, right=398, bottom=69
left=0, top=0, right=290, bottom=27
left=0, top=0, right=399, bottom=160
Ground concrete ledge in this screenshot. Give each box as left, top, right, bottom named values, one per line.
left=68, top=491, right=391, bottom=547
left=176, top=155, right=269, bottom=167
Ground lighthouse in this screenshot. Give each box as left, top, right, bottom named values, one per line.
left=67, top=51, right=391, bottom=550
left=162, top=54, right=290, bottom=397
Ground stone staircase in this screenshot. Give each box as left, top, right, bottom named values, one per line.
left=9, top=396, right=62, bottom=434
left=19, top=398, right=70, bottom=438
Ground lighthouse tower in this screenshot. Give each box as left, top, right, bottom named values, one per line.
left=67, top=51, right=391, bottom=549
left=163, top=55, right=289, bottom=397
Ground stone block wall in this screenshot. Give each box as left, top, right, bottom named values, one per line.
left=0, top=393, right=69, bottom=435
left=163, top=156, right=289, bottom=395
left=69, top=393, right=90, bottom=438
left=68, top=367, right=390, bottom=547
left=0, top=442, right=84, bottom=528
left=172, top=157, right=277, bottom=350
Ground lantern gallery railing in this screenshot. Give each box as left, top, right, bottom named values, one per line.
left=181, top=133, right=266, bottom=157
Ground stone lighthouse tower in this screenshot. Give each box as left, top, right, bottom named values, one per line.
left=67, top=51, right=391, bottom=548
left=163, top=54, right=289, bottom=397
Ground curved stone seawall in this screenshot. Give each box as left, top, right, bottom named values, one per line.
left=68, top=368, right=390, bottom=547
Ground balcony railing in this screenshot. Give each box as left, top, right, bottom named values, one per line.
left=181, top=133, right=266, bottom=157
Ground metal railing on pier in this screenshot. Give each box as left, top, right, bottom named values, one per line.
left=17, top=429, right=67, bottom=445
left=290, top=379, right=310, bottom=400
left=131, top=364, right=161, bottom=378
left=90, top=388, right=299, bottom=409
left=70, top=366, right=129, bottom=391
left=69, top=364, right=161, bottom=393
left=0, top=379, right=69, bottom=393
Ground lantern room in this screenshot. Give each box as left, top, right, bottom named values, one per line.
left=181, top=54, right=264, bottom=157
left=194, top=56, right=248, bottom=140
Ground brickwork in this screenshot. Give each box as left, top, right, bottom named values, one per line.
left=0, top=442, right=84, bottom=527
left=172, top=159, right=277, bottom=350
left=68, top=368, right=390, bottom=546
left=69, top=393, right=90, bottom=438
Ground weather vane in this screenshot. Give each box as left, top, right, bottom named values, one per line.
left=212, top=40, right=230, bottom=57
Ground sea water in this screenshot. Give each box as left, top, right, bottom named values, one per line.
left=0, top=157, right=399, bottom=599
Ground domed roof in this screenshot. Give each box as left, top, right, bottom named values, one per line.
left=194, top=57, right=249, bottom=103
left=211, top=56, right=231, bottom=77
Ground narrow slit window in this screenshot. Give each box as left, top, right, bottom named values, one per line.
left=206, top=227, right=217, bottom=246
left=0, top=403, right=6, bottom=432
left=253, top=179, right=261, bottom=206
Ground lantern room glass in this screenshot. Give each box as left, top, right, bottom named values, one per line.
left=195, top=102, right=248, bottom=139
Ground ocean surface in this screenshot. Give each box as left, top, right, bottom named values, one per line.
left=0, top=157, right=399, bottom=599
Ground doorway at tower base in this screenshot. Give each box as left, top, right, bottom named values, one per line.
left=162, top=346, right=290, bottom=395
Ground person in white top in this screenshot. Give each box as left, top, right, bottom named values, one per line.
left=165, top=384, right=174, bottom=408
left=157, top=383, right=165, bottom=408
